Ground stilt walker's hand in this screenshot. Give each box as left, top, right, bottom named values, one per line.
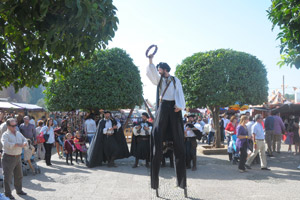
left=149, top=54, right=154, bottom=64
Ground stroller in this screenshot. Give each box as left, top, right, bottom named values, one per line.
left=21, top=140, right=41, bottom=176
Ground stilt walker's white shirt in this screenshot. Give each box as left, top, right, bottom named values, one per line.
left=146, top=64, right=186, bottom=110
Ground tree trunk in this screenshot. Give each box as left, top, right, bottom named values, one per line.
left=210, top=106, right=221, bottom=148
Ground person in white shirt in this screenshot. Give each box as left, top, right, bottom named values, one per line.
left=131, top=113, right=152, bottom=168
left=184, top=115, right=200, bottom=171
left=245, top=114, right=270, bottom=171
left=84, top=114, right=97, bottom=144
left=40, top=118, right=55, bottom=166
left=208, top=115, right=215, bottom=145
left=245, top=116, right=260, bottom=164
left=1, top=118, right=27, bottom=199
left=146, top=54, right=186, bottom=191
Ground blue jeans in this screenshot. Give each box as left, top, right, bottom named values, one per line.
left=87, top=133, right=95, bottom=144
left=208, top=132, right=215, bottom=145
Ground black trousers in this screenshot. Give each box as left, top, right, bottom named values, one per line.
left=150, top=100, right=186, bottom=189
left=44, top=143, right=53, bottom=165
left=185, top=137, right=197, bottom=165
left=66, top=153, right=73, bottom=163
left=75, top=150, right=83, bottom=162
left=239, top=142, right=248, bottom=170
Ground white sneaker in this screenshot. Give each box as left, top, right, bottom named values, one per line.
left=297, top=165, right=300, bottom=169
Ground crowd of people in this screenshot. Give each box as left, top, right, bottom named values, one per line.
left=0, top=109, right=155, bottom=199
left=0, top=107, right=299, bottom=199
left=183, top=110, right=300, bottom=172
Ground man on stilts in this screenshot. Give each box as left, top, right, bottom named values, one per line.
left=146, top=54, right=187, bottom=196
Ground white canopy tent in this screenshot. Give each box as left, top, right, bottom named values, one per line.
left=0, top=102, right=22, bottom=110
left=0, top=101, right=44, bottom=111
left=11, top=103, right=44, bottom=111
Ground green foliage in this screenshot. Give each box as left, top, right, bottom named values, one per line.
left=176, top=49, right=268, bottom=147
left=45, top=48, right=143, bottom=111
left=0, top=0, right=118, bottom=90
left=175, top=49, right=268, bottom=109
left=284, top=93, right=295, bottom=101
left=267, top=0, right=300, bottom=68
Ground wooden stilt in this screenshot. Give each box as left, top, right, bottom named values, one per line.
left=184, top=188, right=188, bottom=198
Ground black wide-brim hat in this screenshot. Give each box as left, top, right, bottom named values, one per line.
left=104, top=111, right=111, bottom=114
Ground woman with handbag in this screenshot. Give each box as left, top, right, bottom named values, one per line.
left=225, top=116, right=238, bottom=163
left=40, top=118, right=55, bottom=166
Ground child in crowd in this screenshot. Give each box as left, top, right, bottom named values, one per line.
left=64, top=133, right=75, bottom=165
left=23, top=139, right=36, bottom=174
left=74, top=131, right=86, bottom=164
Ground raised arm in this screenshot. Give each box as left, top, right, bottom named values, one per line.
left=146, top=55, right=160, bottom=85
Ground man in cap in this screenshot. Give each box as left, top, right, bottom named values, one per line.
left=131, top=112, right=152, bottom=168
left=146, top=54, right=186, bottom=190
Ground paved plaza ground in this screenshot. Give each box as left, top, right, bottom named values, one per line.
left=1, top=143, right=299, bottom=200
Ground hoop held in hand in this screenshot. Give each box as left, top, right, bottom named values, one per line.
left=145, top=45, right=158, bottom=58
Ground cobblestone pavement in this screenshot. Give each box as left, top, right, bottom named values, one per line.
left=0, top=143, right=299, bottom=200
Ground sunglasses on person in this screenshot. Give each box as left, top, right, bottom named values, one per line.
left=9, top=124, right=17, bottom=127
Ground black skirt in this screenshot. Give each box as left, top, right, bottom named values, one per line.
left=103, top=135, right=119, bottom=159
left=135, top=136, right=150, bottom=160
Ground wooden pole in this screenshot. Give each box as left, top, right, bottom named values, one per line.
left=123, top=108, right=134, bottom=129
left=143, top=98, right=155, bottom=120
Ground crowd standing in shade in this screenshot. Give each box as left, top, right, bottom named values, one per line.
left=0, top=107, right=300, bottom=199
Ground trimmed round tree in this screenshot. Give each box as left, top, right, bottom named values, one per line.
left=175, top=49, right=268, bottom=148
left=45, top=48, right=143, bottom=111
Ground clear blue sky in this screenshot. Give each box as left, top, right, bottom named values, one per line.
left=108, top=0, right=300, bottom=104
